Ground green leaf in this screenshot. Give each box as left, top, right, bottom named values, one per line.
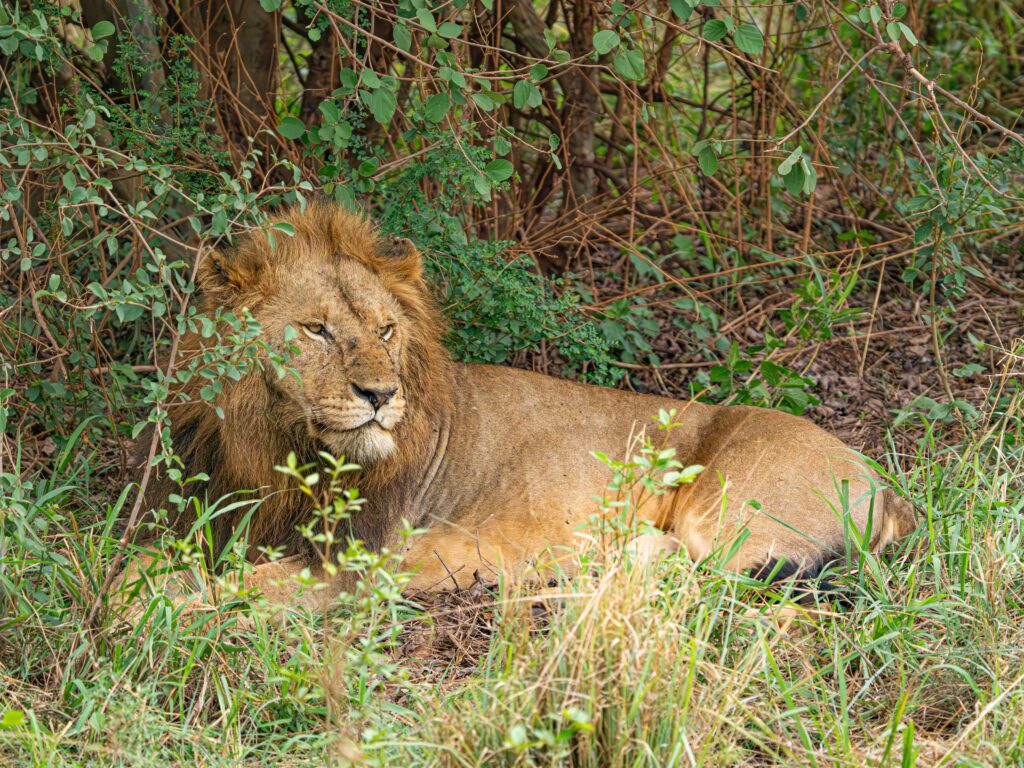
left=472, top=173, right=492, bottom=199
left=507, top=724, right=529, bottom=749
left=339, top=68, right=358, bottom=89
left=592, top=30, right=620, bottom=55
left=778, top=145, right=803, bottom=175
left=870, top=5, right=882, bottom=24
left=513, top=80, right=542, bottom=109
left=416, top=8, right=437, bottom=33
left=734, top=24, right=764, bottom=55
left=438, top=22, right=463, bottom=38
left=277, top=116, right=306, bottom=139
left=484, top=159, right=514, bottom=183
left=92, top=20, right=115, bottom=39
left=357, top=158, right=378, bottom=177
left=783, top=166, right=803, bottom=196
left=361, top=88, right=397, bottom=125
left=914, top=220, right=933, bottom=245
left=906, top=195, right=934, bottom=212
left=424, top=92, right=450, bottom=122
left=471, top=92, right=496, bottom=111
left=319, top=100, right=339, bottom=122
left=898, top=23, right=918, bottom=46
left=697, top=145, right=718, bottom=176
left=529, top=63, right=548, bottom=80
left=893, top=3, right=908, bottom=19
left=886, top=21, right=900, bottom=42
left=703, top=19, right=728, bottom=42
left=393, top=24, right=412, bottom=51
left=795, top=4, right=808, bottom=22
left=670, top=0, right=694, bottom=21
left=259, top=0, right=282, bottom=10
left=799, top=156, right=817, bottom=194
left=437, top=66, right=467, bottom=88
left=612, top=47, right=645, bottom=81
left=0, top=710, right=25, bottom=729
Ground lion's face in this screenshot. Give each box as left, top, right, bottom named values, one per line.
left=256, top=258, right=411, bottom=465
left=200, top=208, right=433, bottom=468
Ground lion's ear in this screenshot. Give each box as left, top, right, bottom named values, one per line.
left=377, top=236, right=423, bottom=283
left=197, top=249, right=261, bottom=296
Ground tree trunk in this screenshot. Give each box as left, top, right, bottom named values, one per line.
left=80, top=0, right=166, bottom=97
left=506, top=0, right=598, bottom=211
left=299, top=26, right=339, bottom=125
left=563, top=0, right=598, bottom=208
left=177, top=0, right=279, bottom=147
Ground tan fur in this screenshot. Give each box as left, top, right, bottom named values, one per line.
left=136, top=202, right=916, bottom=607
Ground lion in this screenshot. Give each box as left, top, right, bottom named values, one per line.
left=130, top=202, right=916, bottom=610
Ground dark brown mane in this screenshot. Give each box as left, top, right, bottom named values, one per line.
left=142, top=203, right=455, bottom=561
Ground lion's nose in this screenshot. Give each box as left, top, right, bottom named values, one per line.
left=352, top=383, right=397, bottom=409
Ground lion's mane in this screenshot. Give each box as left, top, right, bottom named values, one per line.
left=143, top=204, right=455, bottom=559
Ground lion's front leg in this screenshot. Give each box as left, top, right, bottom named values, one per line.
left=244, top=556, right=344, bottom=613
left=113, top=552, right=340, bottom=619
left=112, top=552, right=215, bottom=616
left=399, top=529, right=497, bottom=592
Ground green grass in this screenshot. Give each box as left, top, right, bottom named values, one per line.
left=2, top=395, right=1022, bottom=767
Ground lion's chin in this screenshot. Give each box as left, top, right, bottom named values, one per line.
left=319, top=423, right=397, bottom=466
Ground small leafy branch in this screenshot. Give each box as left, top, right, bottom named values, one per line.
left=272, top=449, right=417, bottom=612
left=590, top=408, right=705, bottom=549
left=272, top=451, right=420, bottom=727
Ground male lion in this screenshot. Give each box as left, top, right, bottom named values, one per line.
left=133, top=203, right=915, bottom=608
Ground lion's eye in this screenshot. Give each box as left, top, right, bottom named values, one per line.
left=380, top=324, right=395, bottom=342
left=303, top=322, right=327, bottom=339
